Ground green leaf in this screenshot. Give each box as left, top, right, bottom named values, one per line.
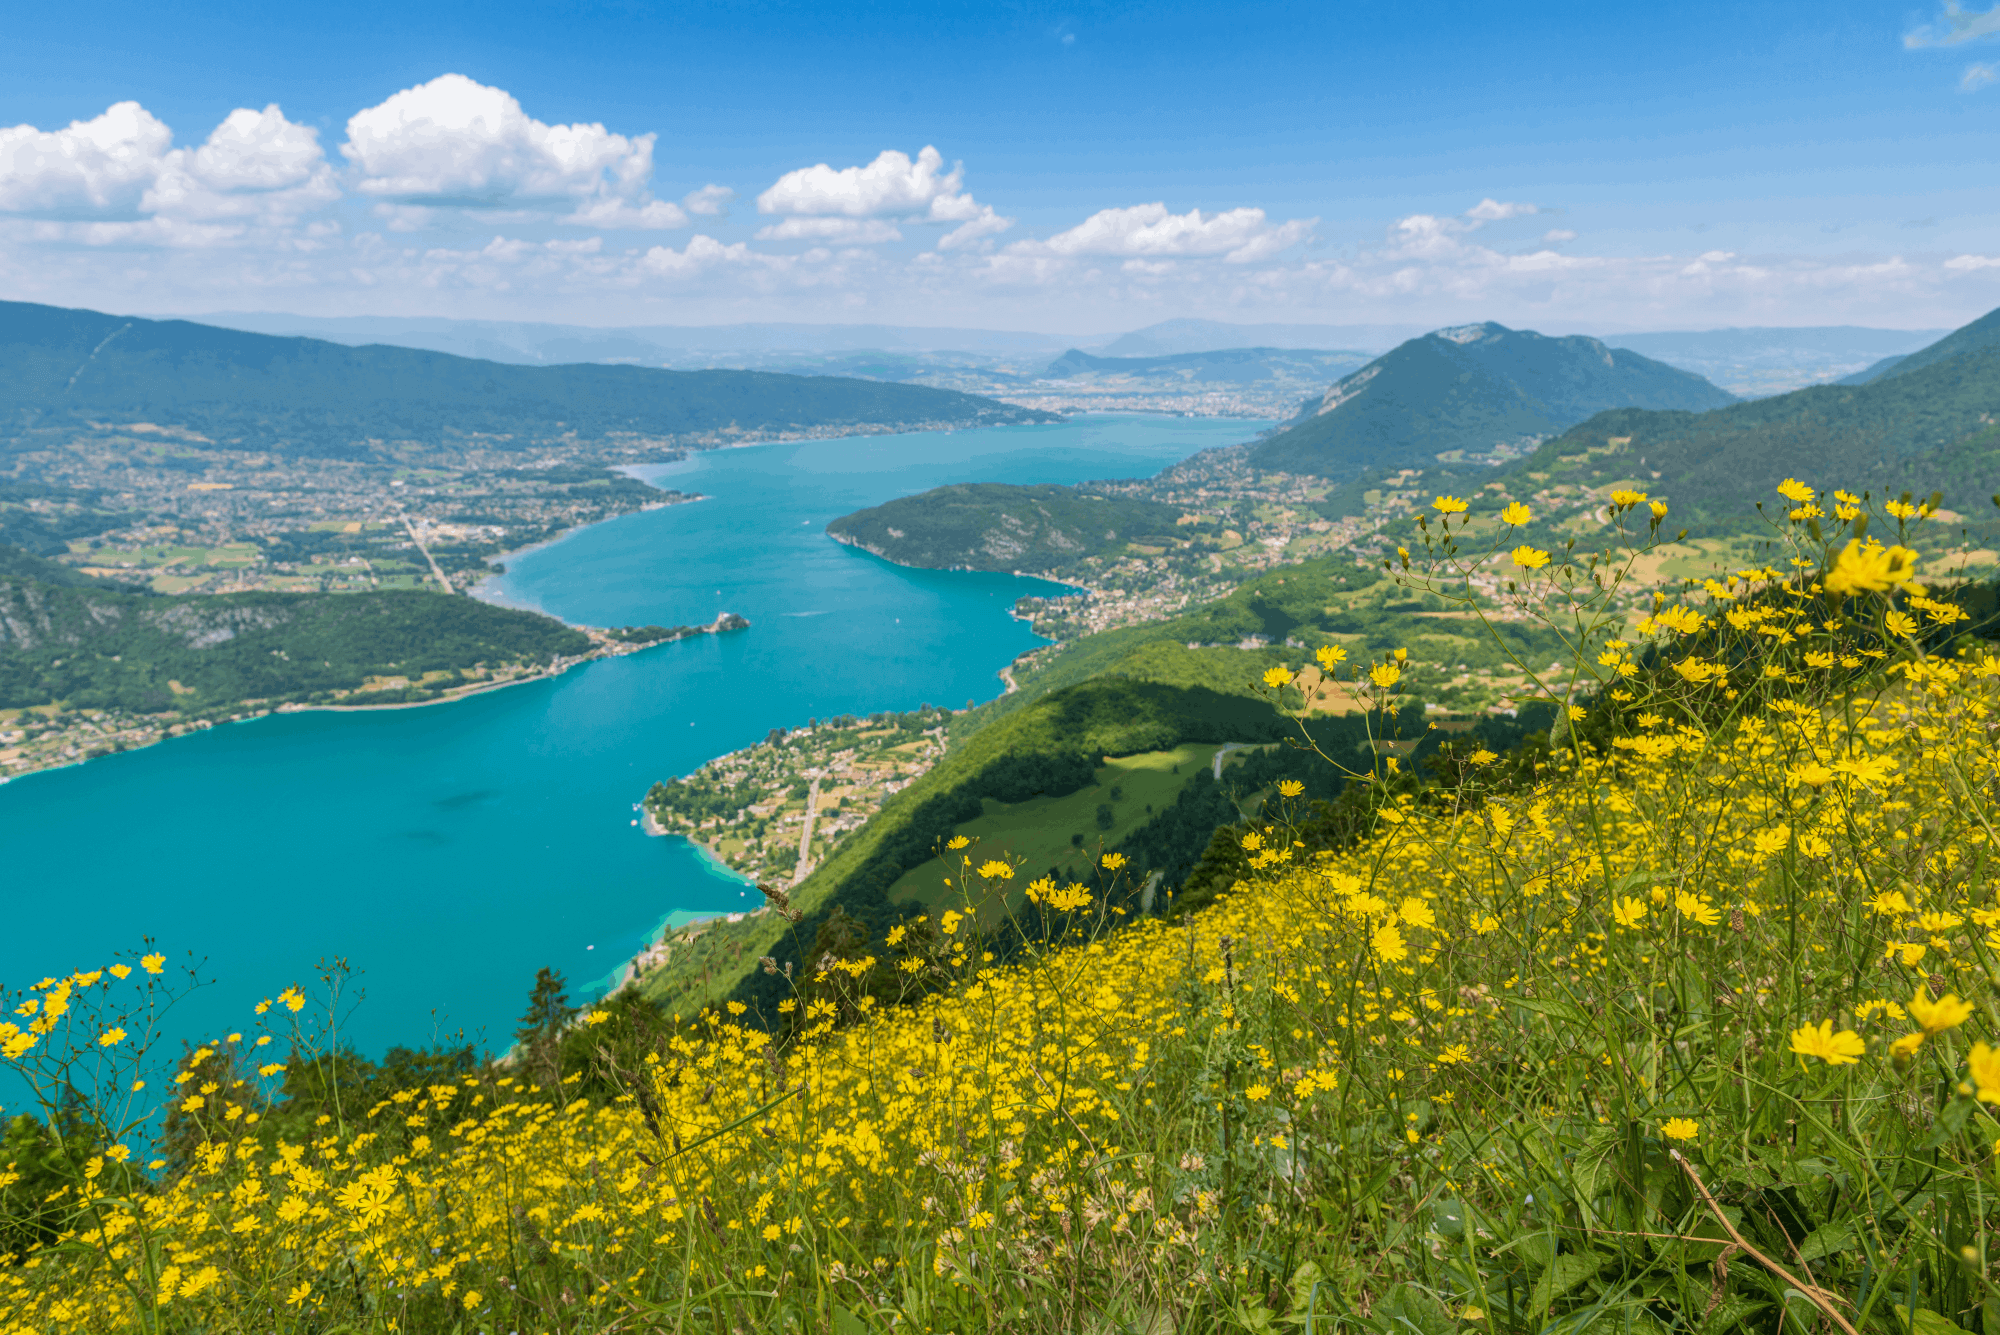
left=1375, top=1283, right=1455, bottom=1335
left=833, top=1306, right=874, bottom=1335
left=1569, top=1127, right=1623, bottom=1217
left=1921, top=1097, right=1976, bottom=1149
left=1896, top=1305, right=1976, bottom=1335
left=1530, top=1252, right=1609, bottom=1315
left=1795, top=1221, right=1852, bottom=1263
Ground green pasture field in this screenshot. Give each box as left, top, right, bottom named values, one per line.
left=886, top=742, right=1226, bottom=916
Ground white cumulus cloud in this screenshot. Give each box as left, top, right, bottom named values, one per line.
left=1946, top=253, right=2000, bottom=270
left=0, top=100, right=335, bottom=232
left=938, top=204, right=1013, bottom=250
left=1963, top=62, right=1999, bottom=89
left=0, top=102, right=173, bottom=218
left=1388, top=198, right=1544, bottom=254
left=1543, top=228, right=1578, bottom=243
left=754, top=217, right=902, bottom=243
left=637, top=234, right=783, bottom=279
left=756, top=145, right=1011, bottom=246
left=341, top=74, right=684, bottom=228
left=146, top=106, right=338, bottom=222
left=565, top=196, right=688, bottom=229
left=682, top=184, right=735, bottom=216
left=1014, top=202, right=1313, bottom=263
left=759, top=146, right=959, bottom=217
left=1906, top=1, right=2000, bottom=47
left=1465, top=197, right=1540, bottom=221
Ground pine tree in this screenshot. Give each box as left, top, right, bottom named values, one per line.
left=514, top=967, right=574, bottom=1086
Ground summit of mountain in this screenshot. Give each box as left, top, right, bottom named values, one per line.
left=1469, top=305, right=2000, bottom=522
left=1247, top=322, right=1737, bottom=478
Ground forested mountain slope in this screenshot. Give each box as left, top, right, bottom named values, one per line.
left=1475, top=311, right=2000, bottom=523
left=0, top=546, right=590, bottom=713
left=826, top=483, right=1183, bottom=572
left=1249, top=322, right=1735, bottom=477
left=0, top=301, right=1055, bottom=463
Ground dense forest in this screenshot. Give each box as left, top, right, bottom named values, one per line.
left=0, top=545, right=590, bottom=712
left=1249, top=322, right=1735, bottom=476
left=1453, top=313, right=2000, bottom=523
left=0, top=301, right=1056, bottom=463
left=826, top=482, right=1184, bottom=573
left=668, top=675, right=1291, bottom=1015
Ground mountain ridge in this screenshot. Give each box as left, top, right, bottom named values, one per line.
left=1248, top=322, right=1737, bottom=477
left=0, top=301, right=1057, bottom=463
left=1459, top=307, right=2000, bottom=520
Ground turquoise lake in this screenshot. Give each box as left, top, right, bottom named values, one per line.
left=0, top=415, right=1255, bottom=1067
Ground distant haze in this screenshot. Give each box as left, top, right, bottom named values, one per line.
left=186, top=313, right=1083, bottom=364
left=1099, top=319, right=1428, bottom=357
left=178, top=310, right=1953, bottom=400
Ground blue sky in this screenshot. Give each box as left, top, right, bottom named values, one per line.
left=1, top=0, right=1995, bottom=331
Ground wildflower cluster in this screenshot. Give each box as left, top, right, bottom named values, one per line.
left=7, top=479, right=2000, bottom=1332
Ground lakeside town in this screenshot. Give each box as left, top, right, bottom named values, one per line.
left=638, top=703, right=954, bottom=885
left=0, top=614, right=751, bottom=782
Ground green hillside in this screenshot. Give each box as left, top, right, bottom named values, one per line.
left=1876, top=306, right=2000, bottom=382
left=0, top=551, right=591, bottom=713
left=0, top=301, right=1055, bottom=462
left=639, top=673, right=1292, bottom=1017
left=826, top=482, right=1184, bottom=572
left=1250, top=321, right=1735, bottom=477
left=1468, top=314, right=2000, bottom=524
left=637, top=552, right=1578, bottom=1020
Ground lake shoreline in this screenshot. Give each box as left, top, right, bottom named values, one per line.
left=2, top=415, right=1256, bottom=1067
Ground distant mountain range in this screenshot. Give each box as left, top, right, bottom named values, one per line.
left=177, top=310, right=1952, bottom=398
left=1472, top=306, right=2000, bottom=521
left=187, top=312, right=1081, bottom=364
left=1042, top=346, right=1374, bottom=387
left=1249, top=323, right=1737, bottom=477
left=0, top=302, right=1054, bottom=462
left=1097, top=319, right=1426, bottom=358
left=1601, top=326, right=1948, bottom=397
left=190, top=313, right=1429, bottom=364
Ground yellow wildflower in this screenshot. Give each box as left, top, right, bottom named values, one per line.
left=1789, top=1020, right=1866, bottom=1065
left=1968, top=1043, right=2000, bottom=1103
left=1824, top=538, right=1919, bottom=596
left=1511, top=546, right=1550, bottom=570
left=1909, top=989, right=1974, bottom=1035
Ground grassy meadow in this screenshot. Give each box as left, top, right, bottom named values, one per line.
left=8, top=481, right=2000, bottom=1334
left=884, top=744, right=1229, bottom=915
